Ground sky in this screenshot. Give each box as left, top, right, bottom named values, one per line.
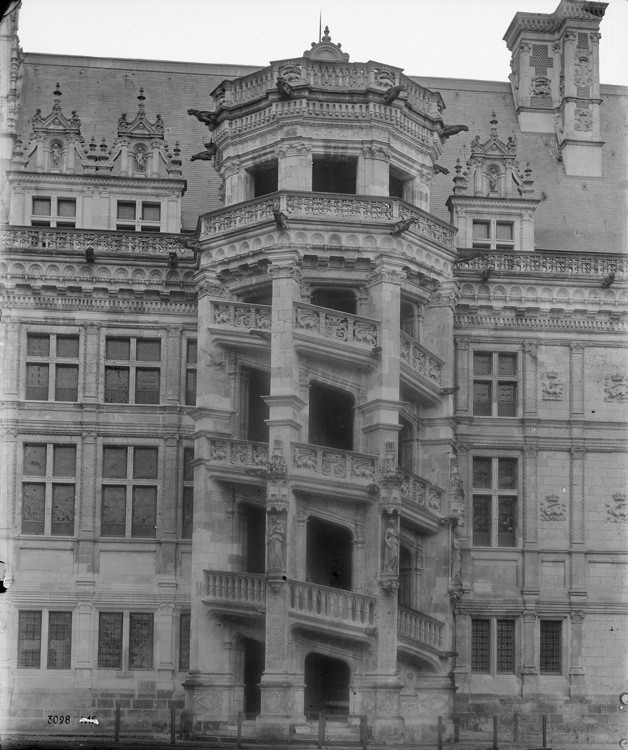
left=12, top=0, right=628, bottom=86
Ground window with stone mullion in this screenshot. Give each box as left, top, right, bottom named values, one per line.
left=472, top=456, right=517, bottom=547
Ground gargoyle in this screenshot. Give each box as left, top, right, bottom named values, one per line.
left=187, top=108, right=219, bottom=130
left=168, top=251, right=178, bottom=269
left=434, top=163, right=449, bottom=175
left=392, top=217, right=417, bottom=237
left=85, top=247, right=95, bottom=264
left=441, top=124, right=469, bottom=139
left=191, top=149, right=214, bottom=162
left=273, top=210, right=288, bottom=230
left=383, top=84, right=405, bottom=105
left=276, top=77, right=295, bottom=100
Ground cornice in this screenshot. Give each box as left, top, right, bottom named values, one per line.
left=447, top=195, right=540, bottom=210
left=1, top=292, right=198, bottom=316
left=8, top=170, right=187, bottom=191
left=454, top=313, right=626, bottom=333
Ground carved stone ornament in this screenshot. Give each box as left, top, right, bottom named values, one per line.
left=540, top=494, right=566, bottom=521
left=606, top=493, right=628, bottom=522
left=530, top=76, right=552, bottom=97
left=575, top=106, right=593, bottom=132
left=379, top=575, right=400, bottom=593
left=541, top=370, right=564, bottom=400
left=604, top=375, right=628, bottom=402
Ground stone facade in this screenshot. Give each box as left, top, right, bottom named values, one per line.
left=0, top=1, right=626, bottom=745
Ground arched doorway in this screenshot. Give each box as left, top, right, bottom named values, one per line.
left=399, top=545, right=414, bottom=608
left=242, top=638, right=264, bottom=717
left=304, top=653, right=350, bottom=718
left=306, top=517, right=353, bottom=590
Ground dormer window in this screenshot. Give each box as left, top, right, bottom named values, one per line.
left=116, top=200, right=161, bottom=232
left=472, top=220, right=514, bottom=251
left=31, top=197, right=76, bottom=228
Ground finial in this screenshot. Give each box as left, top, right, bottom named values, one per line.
left=490, top=111, right=498, bottom=126
left=322, top=25, right=331, bottom=42
left=138, top=87, right=146, bottom=102
left=53, top=82, right=62, bottom=97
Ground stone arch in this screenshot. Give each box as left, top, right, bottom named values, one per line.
left=63, top=264, right=76, bottom=276
left=115, top=268, right=129, bottom=280
left=311, top=232, right=325, bottom=246
left=363, top=234, right=376, bottom=248
left=328, top=233, right=342, bottom=246
left=149, top=269, right=163, bottom=282
left=29, top=263, right=43, bottom=275
left=45, top=263, right=60, bottom=276
left=96, top=267, right=111, bottom=278
left=132, top=268, right=146, bottom=281
left=492, top=284, right=507, bottom=297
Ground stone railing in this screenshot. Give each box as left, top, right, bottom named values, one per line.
left=454, top=250, right=628, bottom=278
left=396, top=467, right=443, bottom=514
left=293, top=302, right=378, bottom=347
left=288, top=580, right=376, bottom=628
left=199, top=192, right=455, bottom=249
left=398, top=606, right=443, bottom=649
left=207, top=439, right=269, bottom=470
left=205, top=571, right=266, bottom=607
left=400, top=332, right=443, bottom=386
left=209, top=300, right=272, bottom=330
left=291, top=443, right=377, bottom=481
left=0, top=226, right=194, bottom=257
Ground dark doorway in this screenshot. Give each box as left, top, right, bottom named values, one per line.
left=245, top=368, right=270, bottom=443
left=252, top=162, right=278, bottom=197
left=399, top=545, right=413, bottom=608
left=312, top=157, right=357, bottom=194
left=306, top=517, right=352, bottom=590
left=308, top=383, right=354, bottom=451
left=243, top=504, right=266, bottom=574
left=310, top=288, right=357, bottom=315
left=242, top=638, right=264, bottom=717
left=398, top=417, right=414, bottom=472
left=304, top=653, right=350, bottom=718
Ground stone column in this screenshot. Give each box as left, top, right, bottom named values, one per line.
left=159, top=434, right=178, bottom=575
left=359, top=146, right=389, bottom=196
left=455, top=338, right=470, bottom=416
left=83, top=323, right=100, bottom=404
left=569, top=611, right=586, bottom=696
left=78, top=431, right=97, bottom=575
left=570, top=447, right=587, bottom=612
left=522, top=447, right=539, bottom=605
left=277, top=143, right=312, bottom=192
left=523, top=340, right=538, bottom=419
left=75, top=579, right=95, bottom=684
left=156, top=581, right=177, bottom=687
left=521, top=611, right=539, bottom=697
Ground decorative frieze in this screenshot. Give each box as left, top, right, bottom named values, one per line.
left=540, top=494, right=566, bottom=521
left=209, top=300, right=271, bottom=330
left=291, top=443, right=377, bottom=481
left=293, top=302, right=378, bottom=347
left=455, top=251, right=627, bottom=278
left=400, top=332, right=443, bottom=386
left=207, top=438, right=269, bottom=469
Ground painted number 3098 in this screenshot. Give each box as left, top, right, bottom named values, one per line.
left=48, top=716, right=71, bottom=724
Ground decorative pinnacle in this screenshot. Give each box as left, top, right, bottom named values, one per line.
left=53, top=82, right=62, bottom=97
left=138, top=87, right=146, bottom=102
left=322, top=25, right=331, bottom=42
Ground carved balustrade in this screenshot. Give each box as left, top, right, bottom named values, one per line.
left=199, top=192, right=455, bottom=249
left=209, top=300, right=272, bottom=330
left=454, top=250, right=628, bottom=278
left=205, top=571, right=266, bottom=607
left=0, top=226, right=194, bottom=257
left=207, top=438, right=269, bottom=469
left=291, top=442, right=377, bottom=482
left=288, top=580, right=376, bottom=628
left=293, top=302, right=378, bottom=347
left=398, top=605, right=444, bottom=649
left=395, top=467, right=443, bottom=514
left=400, top=331, right=443, bottom=386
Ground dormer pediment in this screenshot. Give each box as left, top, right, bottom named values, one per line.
left=117, top=89, right=165, bottom=139
left=31, top=84, right=82, bottom=136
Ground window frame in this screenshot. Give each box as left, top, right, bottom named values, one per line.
left=103, top=333, right=163, bottom=405
left=20, top=440, right=78, bottom=537
left=99, top=444, right=160, bottom=539
left=181, top=446, right=194, bottom=540
left=471, top=616, right=517, bottom=675
left=183, top=337, right=197, bottom=407
left=24, top=330, right=81, bottom=403
left=471, top=218, right=515, bottom=251
left=115, top=199, right=162, bottom=232
left=539, top=619, right=563, bottom=675
left=17, top=609, right=73, bottom=670
left=472, top=350, right=520, bottom=418
left=30, top=195, right=77, bottom=228
left=178, top=611, right=191, bottom=672
left=471, top=455, right=519, bottom=548
left=97, top=610, right=155, bottom=672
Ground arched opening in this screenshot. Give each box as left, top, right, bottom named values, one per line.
left=306, top=517, right=352, bottom=590
left=308, top=383, right=354, bottom=451
left=398, top=416, right=414, bottom=472
left=400, top=300, right=417, bottom=338
left=241, top=504, right=266, bottom=574
left=310, top=288, right=356, bottom=315
left=399, top=544, right=414, bottom=608
left=241, top=368, right=270, bottom=443
left=242, top=638, right=264, bottom=717
left=304, top=653, right=350, bottom=718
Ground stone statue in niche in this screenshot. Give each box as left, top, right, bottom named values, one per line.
left=50, top=142, right=62, bottom=168
left=487, top=167, right=499, bottom=193
left=542, top=371, right=564, bottom=400
left=268, top=515, right=285, bottom=570
left=383, top=518, right=400, bottom=574
left=134, top=148, right=147, bottom=171
left=451, top=530, right=463, bottom=581
left=540, top=494, right=566, bottom=521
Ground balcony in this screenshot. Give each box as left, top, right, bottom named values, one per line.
left=206, top=438, right=270, bottom=483
left=288, top=580, right=376, bottom=636
left=399, top=331, right=444, bottom=404
left=398, top=605, right=444, bottom=652
left=291, top=442, right=378, bottom=498
left=199, top=191, right=455, bottom=251
left=207, top=300, right=272, bottom=353
left=293, top=302, right=379, bottom=364
left=203, top=571, right=266, bottom=617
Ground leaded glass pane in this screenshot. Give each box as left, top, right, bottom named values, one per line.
left=497, top=354, right=517, bottom=376
left=496, top=620, right=515, bottom=673
left=101, top=486, right=126, bottom=536
left=117, top=202, right=136, bottom=220
left=142, top=203, right=161, bottom=222
left=497, top=383, right=517, bottom=416
left=22, top=483, right=45, bottom=534
left=136, top=339, right=161, bottom=362
left=540, top=621, right=561, bottom=673
left=473, top=352, right=492, bottom=375
left=53, top=446, right=76, bottom=477
left=185, top=369, right=197, bottom=406
left=131, top=487, right=156, bottom=538
left=106, top=338, right=130, bottom=361
left=498, top=496, right=516, bottom=547
left=52, top=485, right=75, bottom=535
left=57, top=199, right=76, bottom=217
left=32, top=197, right=51, bottom=216
left=129, top=613, right=153, bottom=669
left=104, top=366, right=130, bottom=403
left=103, top=447, right=127, bottom=478
left=26, top=363, right=49, bottom=400
left=24, top=444, right=46, bottom=476
left=48, top=612, right=72, bottom=669
left=471, top=619, right=490, bottom=673
left=472, top=221, right=489, bottom=240
left=56, top=335, right=79, bottom=358
left=133, top=448, right=158, bottom=479
left=98, top=612, right=123, bottom=669
left=186, top=340, right=197, bottom=365
left=496, top=222, right=513, bottom=241
left=473, top=381, right=492, bottom=416
left=27, top=333, right=50, bottom=357
left=182, top=487, right=193, bottom=539
left=55, top=364, right=78, bottom=401
left=473, top=495, right=491, bottom=546
left=183, top=448, right=194, bottom=482
left=18, top=611, right=42, bottom=668
left=473, top=458, right=492, bottom=489
left=179, top=613, right=191, bottom=671
left=498, top=458, right=517, bottom=490
left=135, top=368, right=160, bottom=404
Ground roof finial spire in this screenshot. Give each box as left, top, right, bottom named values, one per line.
left=322, top=25, right=331, bottom=42
left=319, top=11, right=322, bottom=42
